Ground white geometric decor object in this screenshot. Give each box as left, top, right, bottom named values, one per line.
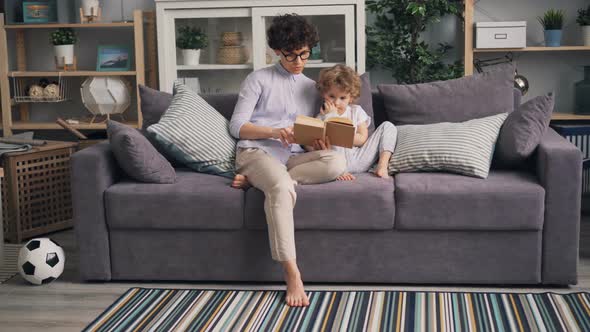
left=80, top=76, right=130, bottom=122
left=17, top=238, right=65, bottom=285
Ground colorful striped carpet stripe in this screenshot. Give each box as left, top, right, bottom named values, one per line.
left=84, top=288, right=590, bottom=332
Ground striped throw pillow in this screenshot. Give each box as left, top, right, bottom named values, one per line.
left=147, top=82, right=236, bottom=178
left=389, top=112, right=508, bottom=179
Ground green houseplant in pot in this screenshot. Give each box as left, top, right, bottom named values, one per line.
left=538, top=9, right=565, bottom=47
left=51, top=28, right=77, bottom=67
left=577, top=5, right=590, bottom=46
left=366, top=0, right=463, bottom=84
left=176, top=26, right=208, bottom=66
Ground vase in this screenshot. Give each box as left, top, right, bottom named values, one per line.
left=54, top=44, right=74, bottom=65
left=544, top=29, right=562, bottom=47
left=81, top=0, right=100, bottom=17
left=575, top=66, right=590, bottom=114
left=583, top=26, right=590, bottom=46
left=182, top=49, right=201, bottom=66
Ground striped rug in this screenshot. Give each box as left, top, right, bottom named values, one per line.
left=0, top=244, right=19, bottom=284
left=84, top=288, right=590, bottom=331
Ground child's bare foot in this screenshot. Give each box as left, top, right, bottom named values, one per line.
left=373, top=167, right=390, bottom=179
left=336, top=172, right=355, bottom=181
left=284, top=271, right=309, bottom=307
left=231, top=174, right=250, bottom=189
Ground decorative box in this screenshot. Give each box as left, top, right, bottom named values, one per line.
left=475, top=21, right=526, bottom=49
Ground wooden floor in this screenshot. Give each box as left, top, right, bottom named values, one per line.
left=2, top=218, right=590, bottom=331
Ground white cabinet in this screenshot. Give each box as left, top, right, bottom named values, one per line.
left=155, top=0, right=366, bottom=94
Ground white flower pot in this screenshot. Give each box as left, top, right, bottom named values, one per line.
left=182, top=49, right=201, bottom=66
left=583, top=26, right=590, bottom=46
left=54, top=44, right=74, bottom=65
left=81, top=0, right=100, bottom=16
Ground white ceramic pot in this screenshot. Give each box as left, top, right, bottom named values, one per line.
left=81, top=0, right=100, bottom=16
left=54, top=44, right=74, bottom=65
left=182, top=49, right=201, bottom=66
left=583, top=26, right=590, bottom=46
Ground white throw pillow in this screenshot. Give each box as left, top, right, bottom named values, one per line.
left=389, top=113, right=508, bottom=179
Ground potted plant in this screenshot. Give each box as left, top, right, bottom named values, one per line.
left=50, top=28, right=77, bottom=66
left=577, top=5, right=590, bottom=46
left=538, top=9, right=565, bottom=47
left=176, top=26, right=208, bottom=66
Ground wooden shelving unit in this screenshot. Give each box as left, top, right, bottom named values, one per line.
left=463, top=0, right=590, bottom=119
left=0, top=11, right=146, bottom=136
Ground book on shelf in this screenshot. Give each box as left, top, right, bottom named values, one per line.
left=293, top=115, right=355, bottom=148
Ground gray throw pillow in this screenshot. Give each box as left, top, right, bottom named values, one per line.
left=377, top=63, right=515, bottom=125
left=106, top=120, right=176, bottom=184
left=495, top=93, right=554, bottom=167
left=147, top=82, right=236, bottom=178
left=389, top=113, right=508, bottom=179
left=357, top=72, right=375, bottom=133
left=139, top=85, right=173, bottom=130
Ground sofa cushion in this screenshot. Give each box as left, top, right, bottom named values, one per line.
left=139, top=85, right=174, bottom=130
left=358, top=72, right=375, bottom=134
left=105, top=170, right=243, bottom=230
left=377, top=63, right=515, bottom=125
left=245, top=173, right=395, bottom=230
left=106, top=120, right=176, bottom=184
left=394, top=170, right=544, bottom=231
left=389, top=113, right=508, bottom=179
left=495, top=93, right=554, bottom=167
left=147, top=82, right=237, bottom=178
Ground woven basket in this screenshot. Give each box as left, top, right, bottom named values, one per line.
left=217, top=46, right=248, bottom=64
left=221, top=32, right=243, bottom=47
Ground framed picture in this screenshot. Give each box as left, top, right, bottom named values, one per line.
left=96, top=45, right=132, bottom=71
left=23, top=1, right=57, bottom=23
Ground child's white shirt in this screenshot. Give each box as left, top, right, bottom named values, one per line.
left=316, top=104, right=371, bottom=153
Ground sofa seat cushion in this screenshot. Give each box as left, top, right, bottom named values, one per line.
left=395, top=170, right=544, bottom=231
left=245, top=173, right=395, bottom=230
left=105, top=170, right=243, bottom=230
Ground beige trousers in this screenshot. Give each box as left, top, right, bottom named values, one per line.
left=236, top=148, right=346, bottom=261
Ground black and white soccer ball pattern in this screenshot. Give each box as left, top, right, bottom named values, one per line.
left=17, top=238, right=65, bottom=285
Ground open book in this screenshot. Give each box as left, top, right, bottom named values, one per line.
left=293, top=115, right=355, bottom=148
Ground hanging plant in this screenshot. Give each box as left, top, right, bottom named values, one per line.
left=366, top=0, right=464, bottom=84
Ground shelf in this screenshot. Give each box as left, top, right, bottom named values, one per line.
left=11, top=121, right=139, bottom=130
left=551, top=113, right=590, bottom=121
left=305, top=62, right=344, bottom=68
left=474, top=46, right=590, bottom=53
left=177, top=64, right=252, bottom=70
left=9, top=71, right=137, bottom=77
left=4, top=22, right=134, bottom=29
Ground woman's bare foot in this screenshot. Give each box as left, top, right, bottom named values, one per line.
left=373, top=166, right=390, bottom=179
left=231, top=174, right=251, bottom=189
left=336, top=172, right=356, bottom=181
left=282, top=260, right=310, bottom=307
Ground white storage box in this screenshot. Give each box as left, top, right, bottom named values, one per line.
left=475, top=21, right=526, bottom=49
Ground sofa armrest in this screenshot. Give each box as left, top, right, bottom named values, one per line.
left=71, top=142, right=121, bottom=281
left=536, top=128, right=582, bottom=284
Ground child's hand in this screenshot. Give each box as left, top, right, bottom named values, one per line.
left=320, top=100, right=338, bottom=116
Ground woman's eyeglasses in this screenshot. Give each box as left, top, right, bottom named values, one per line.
left=281, top=50, right=311, bottom=62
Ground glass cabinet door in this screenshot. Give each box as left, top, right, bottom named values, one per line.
left=251, top=5, right=355, bottom=79
left=159, top=8, right=254, bottom=94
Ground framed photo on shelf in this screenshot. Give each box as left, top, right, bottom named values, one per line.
left=23, top=1, right=57, bottom=23
left=96, top=45, right=132, bottom=71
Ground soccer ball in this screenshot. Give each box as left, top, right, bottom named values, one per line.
left=17, top=238, right=65, bottom=285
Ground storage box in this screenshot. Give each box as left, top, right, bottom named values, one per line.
left=1, top=141, right=78, bottom=243
left=475, top=21, right=526, bottom=49
left=550, top=124, right=590, bottom=195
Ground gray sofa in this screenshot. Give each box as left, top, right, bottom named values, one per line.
left=72, top=93, right=582, bottom=285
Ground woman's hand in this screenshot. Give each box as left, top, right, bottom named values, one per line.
left=272, top=126, right=295, bottom=147
left=312, top=136, right=332, bottom=151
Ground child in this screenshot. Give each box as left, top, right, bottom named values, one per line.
left=315, top=64, right=397, bottom=180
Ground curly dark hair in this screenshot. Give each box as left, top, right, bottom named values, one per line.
left=267, top=14, right=319, bottom=51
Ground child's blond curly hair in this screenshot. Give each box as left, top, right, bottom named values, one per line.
left=316, top=64, right=361, bottom=101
